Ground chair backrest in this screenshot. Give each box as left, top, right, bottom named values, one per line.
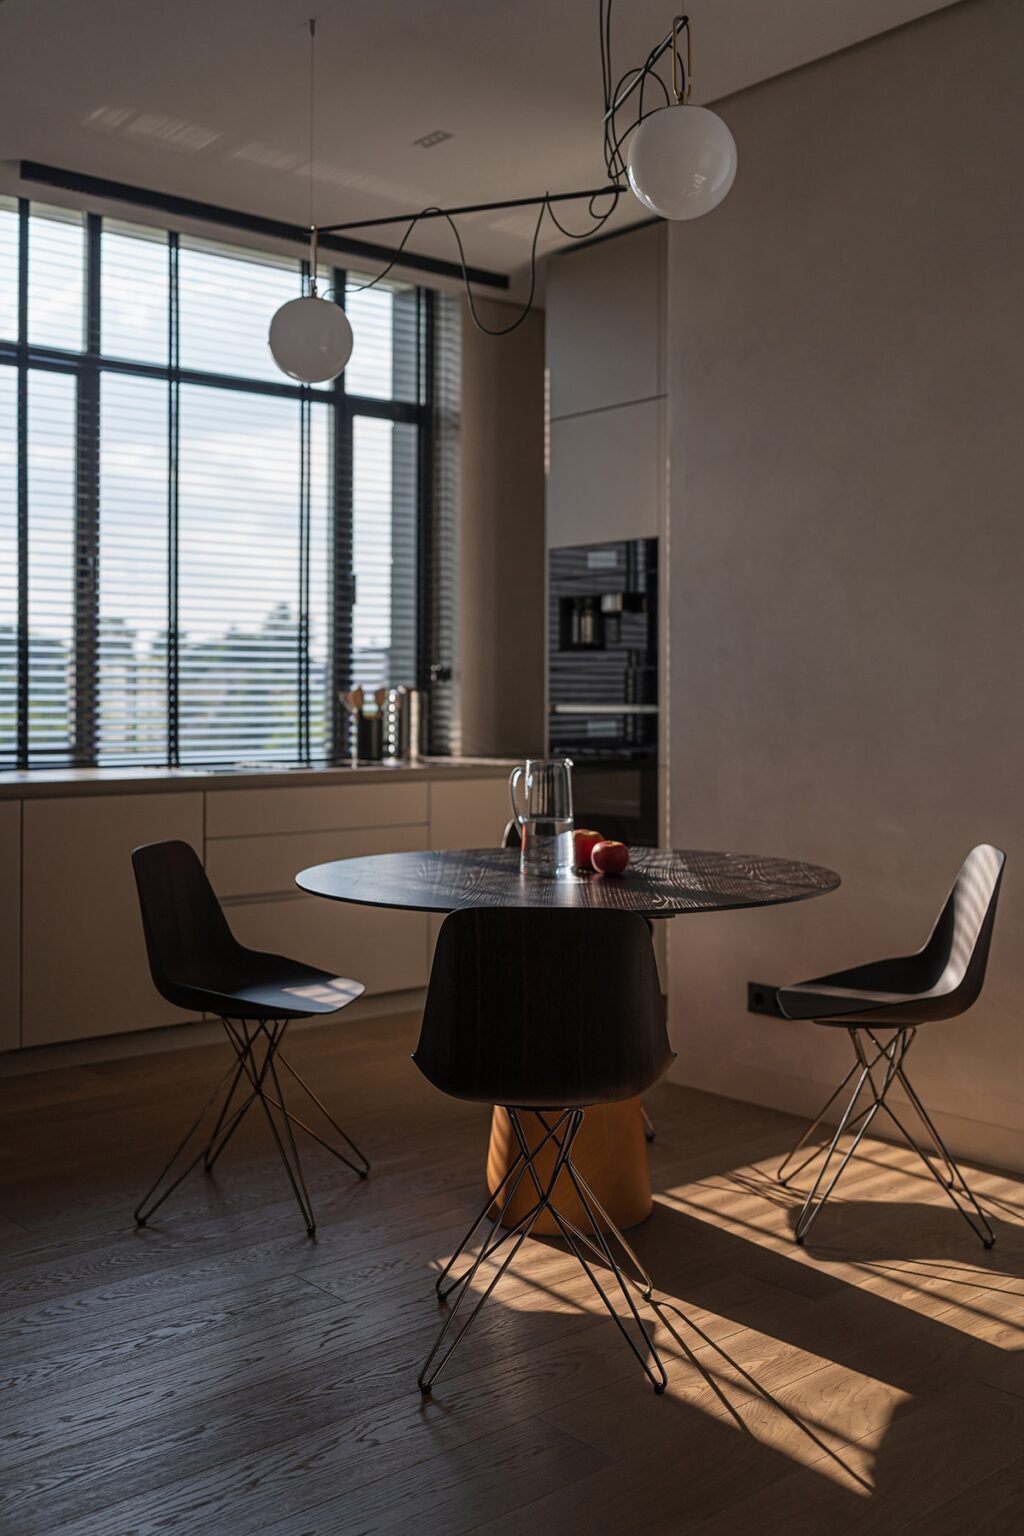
left=915, top=843, right=1006, bottom=1014
left=132, top=840, right=243, bottom=1009
left=414, top=908, right=673, bottom=1108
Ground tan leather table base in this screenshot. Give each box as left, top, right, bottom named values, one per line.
left=486, top=1098, right=652, bottom=1234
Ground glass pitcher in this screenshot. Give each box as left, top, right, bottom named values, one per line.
left=508, top=757, right=575, bottom=876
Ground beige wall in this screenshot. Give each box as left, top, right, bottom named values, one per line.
left=459, top=298, right=546, bottom=758
left=666, top=0, right=1024, bottom=1170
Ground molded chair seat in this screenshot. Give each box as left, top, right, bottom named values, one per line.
left=150, top=950, right=363, bottom=1023
left=775, top=843, right=1005, bottom=1247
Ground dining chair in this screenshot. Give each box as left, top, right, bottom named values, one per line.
left=775, top=843, right=1005, bottom=1247
left=413, top=906, right=675, bottom=1395
left=131, top=839, right=369, bottom=1236
left=501, top=817, right=657, bottom=1142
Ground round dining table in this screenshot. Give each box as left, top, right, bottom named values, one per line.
left=296, top=846, right=840, bottom=1230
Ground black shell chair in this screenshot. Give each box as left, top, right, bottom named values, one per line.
left=776, top=844, right=1005, bottom=1247
left=413, top=906, right=674, bottom=1396
left=132, top=839, right=368, bottom=1235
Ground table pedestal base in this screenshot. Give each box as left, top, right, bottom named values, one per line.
left=486, top=1098, right=652, bottom=1234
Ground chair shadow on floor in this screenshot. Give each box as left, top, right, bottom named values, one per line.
left=426, top=1141, right=1024, bottom=1533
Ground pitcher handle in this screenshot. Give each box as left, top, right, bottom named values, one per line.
left=509, top=765, right=526, bottom=829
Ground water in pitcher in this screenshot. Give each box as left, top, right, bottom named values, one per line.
left=508, top=758, right=575, bottom=876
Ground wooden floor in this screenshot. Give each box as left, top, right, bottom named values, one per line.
left=0, top=1010, right=1022, bottom=1535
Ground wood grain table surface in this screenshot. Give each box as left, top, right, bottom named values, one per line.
left=296, top=845, right=841, bottom=919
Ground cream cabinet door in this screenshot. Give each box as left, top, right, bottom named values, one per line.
left=429, top=777, right=513, bottom=852
left=226, top=896, right=429, bottom=998
left=428, top=776, right=514, bottom=968
left=546, top=223, right=665, bottom=421
left=0, top=802, right=20, bottom=1051
left=548, top=398, right=664, bottom=550
left=22, top=793, right=204, bottom=1046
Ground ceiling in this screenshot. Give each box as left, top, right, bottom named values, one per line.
left=0, top=0, right=960, bottom=283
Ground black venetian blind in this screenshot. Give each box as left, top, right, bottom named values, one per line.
left=0, top=198, right=452, bottom=769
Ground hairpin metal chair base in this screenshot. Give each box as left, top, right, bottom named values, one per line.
left=778, top=1026, right=994, bottom=1249
left=418, top=1107, right=667, bottom=1397
left=134, top=1017, right=370, bottom=1236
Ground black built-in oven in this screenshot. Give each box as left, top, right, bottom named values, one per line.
left=548, top=538, right=658, bottom=845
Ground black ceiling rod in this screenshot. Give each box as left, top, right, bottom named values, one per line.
left=319, top=185, right=627, bottom=234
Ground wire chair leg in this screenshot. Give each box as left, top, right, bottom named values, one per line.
left=853, top=1028, right=995, bottom=1248
left=509, top=1112, right=666, bottom=1394
left=417, top=1111, right=578, bottom=1395
left=434, top=1113, right=571, bottom=1302
left=246, top=1023, right=318, bottom=1236
left=135, top=1015, right=363, bottom=1237
left=203, top=1086, right=257, bottom=1172
left=275, top=1053, right=370, bottom=1177
left=134, top=1055, right=241, bottom=1226
left=518, top=1110, right=655, bottom=1299
left=203, top=1033, right=259, bottom=1170
left=567, top=1163, right=656, bottom=1299
left=777, top=1057, right=863, bottom=1186
left=884, top=1052, right=996, bottom=1248
left=791, top=1031, right=902, bottom=1244
left=556, top=1164, right=666, bottom=1393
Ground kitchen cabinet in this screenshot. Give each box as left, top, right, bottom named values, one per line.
left=22, top=793, right=204, bottom=1046
left=4, top=764, right=511, bottom=1051
left=548, top=398, right=664, bottom=549
left=429, top=776, right=513, bottom=850
left=546, top=223, right=665, bottom=421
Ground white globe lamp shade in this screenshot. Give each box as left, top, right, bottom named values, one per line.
left=268, top=294, right=353, bottom=383
left=626, top=104, right=737, bottom=221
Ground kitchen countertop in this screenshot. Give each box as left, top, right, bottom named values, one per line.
left=0, top=757, right=517, bottom=801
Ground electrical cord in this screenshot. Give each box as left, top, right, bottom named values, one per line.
left=346, top=1, right=683, bottom=336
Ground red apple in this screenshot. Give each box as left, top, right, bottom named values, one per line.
left=573, top=827, right=604, bottom=870
left=591, top=839, right=629, bottom=875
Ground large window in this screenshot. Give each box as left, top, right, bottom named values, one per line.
left=0, top=199, right=435, bottom=768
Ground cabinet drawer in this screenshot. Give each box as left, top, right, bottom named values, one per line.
left=207, top=823, right=429, bottom=900
left=205, top=781, right=429, bottom=839
left=226, top=895, right=429, bottom=997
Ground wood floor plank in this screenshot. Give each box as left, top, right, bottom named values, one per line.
left=899, top=1452, right=1024, bottom=1535
left=687, top=1379, right=1024, bottom=1536
left=58, top=1414, right=613, bottom=1536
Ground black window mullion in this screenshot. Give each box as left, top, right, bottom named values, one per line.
left=298, top=394, right=311, bottom=762
left=416, top=288, right=435, bottom=695
left=330, top=267, right=354, bottom=757
left=71, top=213, right=102, bottom=766
left=298, top=256, right=311, bottom=762
left=15, top=200, right=28, bottom=769
left=167, top=231, right=180, bottom=767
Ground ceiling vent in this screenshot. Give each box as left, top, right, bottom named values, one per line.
left=413, top=130, right=453, bottom=149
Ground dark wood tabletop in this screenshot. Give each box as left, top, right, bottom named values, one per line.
left=295, top=847, right=840, bottom=919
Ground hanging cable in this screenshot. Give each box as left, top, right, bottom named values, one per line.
left=332, top=5, right=689, bottom=337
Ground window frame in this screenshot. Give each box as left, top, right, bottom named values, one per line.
left=0, top=197, right=436, bottom=770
